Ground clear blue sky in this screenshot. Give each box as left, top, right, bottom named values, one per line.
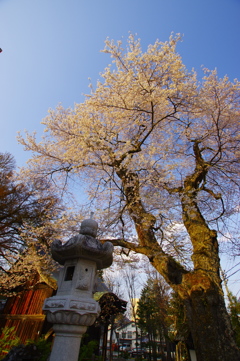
left=1, top=0, right=239, bottom=166
left=0, top=0, right=240, bottom=293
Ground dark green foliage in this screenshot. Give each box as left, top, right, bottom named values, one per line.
left=166, top=292, right=192, bottom=361
left=167, top=292, right=190, bottom=342
left=137, top=277, right=171, bottom=360
left=137, top=283, right=159, bottom=337
left=120, top=350, right=129, bottom=359
left=137, top=278, right=169, bottom=333
left=78, top=340, right=99, bottom=361
left=228, top=293, right=240, bottom=347
left=26, top=337, right=52, bottom=361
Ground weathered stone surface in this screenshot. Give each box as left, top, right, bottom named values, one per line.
left=46, top=309, right=97, bottom=326
left=51, top=234, right=113, bottom=269
left=43, top=218, right=113, bottom=361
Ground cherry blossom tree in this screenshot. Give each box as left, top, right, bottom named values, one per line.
left=19, top=34, right=240, bottom=360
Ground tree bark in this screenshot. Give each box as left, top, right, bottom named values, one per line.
left=178, top=177, right=240, bottom=360
left=183, top=279, right=239, bottom=361
left=109, top=317, right=115, bottom=361
left=115, top=164, right=240, bottom=361
left=101, top=323, right=109, bottom=361
left=175, top=341, right=191, bottom=361
left=143, top=205, right=240, bottom=361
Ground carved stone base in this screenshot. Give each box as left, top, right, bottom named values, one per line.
left=46, top=309, right=97, bottom=327
left=44, top=295, right=100, bottom=315
left=43, top=294, right=100, bottom=326
left=49, top=324, right=87, bottom=361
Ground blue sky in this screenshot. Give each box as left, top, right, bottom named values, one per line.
left=1, top=0, right=239, bottom=166
left=1, top=0, right=240, bottom=293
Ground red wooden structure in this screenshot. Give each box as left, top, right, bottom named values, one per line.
left=0, top=272, right=55, bottom=343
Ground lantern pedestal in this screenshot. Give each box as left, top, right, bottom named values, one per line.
left=49, top=324, right=87, bottom=361
left=43, top=218, right=113, bottom=361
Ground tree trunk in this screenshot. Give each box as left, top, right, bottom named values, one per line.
left=109, top=318, right=115, bottom=361
left=175, top=341, right=191, bottom=361
left=116, top=165, right=240, bottom=361
left=178, top=163, right=240, bottom=361
left=152, top=333, right=158, bottom=361
left=183, top=278, right=240, bottom=361
left=158, top=330, right=165, bottom=360
left=102, top=323, right=109, bottom=361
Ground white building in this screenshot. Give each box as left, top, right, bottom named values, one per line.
left=103, top=321, right=141, bottom=360
left=113, top=320, right=142, bottom=350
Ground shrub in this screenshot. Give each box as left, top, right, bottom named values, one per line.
left=78, top=340, right=99, bottom=361
left=26, top=337, right=52, bottom=361
left=0, top=326, right=21, bottom=360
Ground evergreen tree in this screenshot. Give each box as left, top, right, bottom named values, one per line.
left=228, top=293, right=240, bottom=347
left=167, top=292, right=192, bottom=361
left=137, top=277, right=171, bottom=361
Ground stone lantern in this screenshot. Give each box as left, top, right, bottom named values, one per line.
left=43, top=218, right=113, bottom=361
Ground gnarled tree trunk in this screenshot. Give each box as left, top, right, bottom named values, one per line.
left=183, top=279, right=239, bottom=361
left=177, top=170, right=240, bottom=360
left=114, top=161, right=240, bottom=361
